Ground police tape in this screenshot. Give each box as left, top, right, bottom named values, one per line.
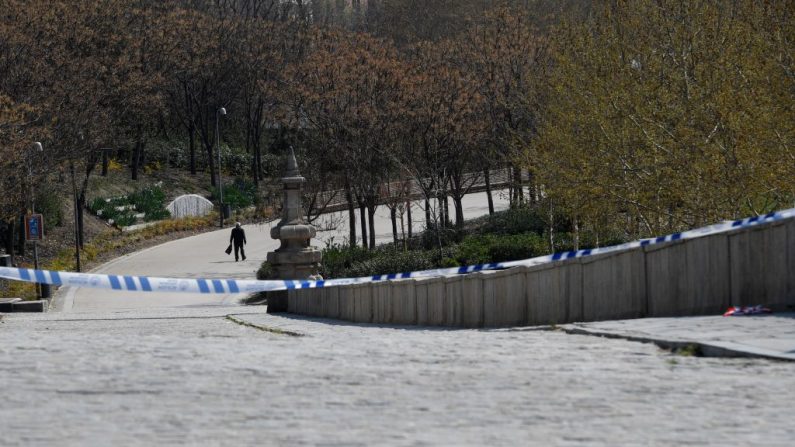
left=1, top=207, right=793, bottom=294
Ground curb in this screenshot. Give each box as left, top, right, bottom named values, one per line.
left=561, top=325, right=795, bottom=362
left=225, top=314, right=305, bottom=337
left=0, top=298, right=47, bottom=313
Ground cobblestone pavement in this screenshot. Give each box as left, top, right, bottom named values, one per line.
left=2, top=307, right=794, bottom=446
left=563, top=313, right=795, bottom=361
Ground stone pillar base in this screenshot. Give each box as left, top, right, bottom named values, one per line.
left=266, top=290, right=288, bottom=313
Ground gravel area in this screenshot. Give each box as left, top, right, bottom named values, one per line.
left=2, top=307, right=794, bottom=446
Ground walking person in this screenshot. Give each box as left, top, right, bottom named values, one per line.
left=230, top=222, right=247, bottom=262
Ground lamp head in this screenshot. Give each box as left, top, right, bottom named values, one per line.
left=218, top=107, right=227, bottom=116
left=33, top=142, right=43, bottom=152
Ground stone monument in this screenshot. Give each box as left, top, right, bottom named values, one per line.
left=166, top=194, right=214, bottom=219
left=265, top=147, right=322, bottom=312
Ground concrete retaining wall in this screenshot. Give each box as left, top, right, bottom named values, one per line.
left=287, top=218, right=794, bottom=327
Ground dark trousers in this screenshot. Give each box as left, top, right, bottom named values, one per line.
left=234, top=243, right=246, bottom=261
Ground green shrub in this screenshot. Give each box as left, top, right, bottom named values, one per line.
left=343, top=248, right=435, bottom=278
left=97, top=201, right=122, bottom=221
left=320, top=244, right=448, bottom=279
left=128, top=185, right=166, bottom=215
left=36, top=187, right=64, bottom=227
left=486, top=232, right=548, bottom=262
left=210, top=179, right=257, bottom=210
left=89, top=197, right=106, bottom=213
left=419, top=223, right=464, bottom=250
left=144, top=208, right=171, bottom=222
left=257, top=261, right=275, bottom=280
left=90, top=185, right=170, bottom=226
left=480, top=207, right=546, bottom=236
left=452, top=234, right=494, bottom=265
left=453, top=232, right=549, bottom=266
left=113, top=212, right=137, bottom=227
left=320, top=243, right=378, bottom=278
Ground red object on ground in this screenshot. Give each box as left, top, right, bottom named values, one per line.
left=723, top=305, right=772, bottom=316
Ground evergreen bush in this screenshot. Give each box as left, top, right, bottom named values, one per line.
left=210, top=179, right=257, bottom=210
left=480, top=207, right=546, bottom=235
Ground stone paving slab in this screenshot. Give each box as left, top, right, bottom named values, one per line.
left=2, top=307, right=795, bottom=446
left=562, top=313, right=795, bottom=361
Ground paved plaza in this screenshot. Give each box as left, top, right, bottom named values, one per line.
left=564, top=313, right=795, bottom=361
left=2, top=306, right=794, bottom=446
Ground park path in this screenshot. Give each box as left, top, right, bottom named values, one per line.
left=58, top=190, right=509, bottom=312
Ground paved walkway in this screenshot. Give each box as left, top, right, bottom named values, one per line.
left=2, top=307, right=794, bottom=446
left=562, top=313, right=795, bottom=361
left=58, top=190, right=510, bottom=312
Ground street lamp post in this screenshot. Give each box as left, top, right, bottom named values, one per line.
left=29, top=142, right=43, bottom=297
left=216, top=107, right=227, bottom=228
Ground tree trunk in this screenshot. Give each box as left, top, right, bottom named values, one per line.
left=454, top=196, right=464, bottom=227
left=449, top=173, right=465, bottom=227
left=368, top=205, right=376, bottom=249
left=138, top=141, right=146, bottom=169
left=77, top=193, right=85, bottom=248
left=441, top=195, right=450, bottom=228
left=345, top=183, right=356, bottom=248
left=424, top=197, right=431, bottom=228
left=548, top=200, right=555, bottom=252
left=527, top=169, right=536, bottom=205
left=359, top=202, right=368, bottom=249
left=436, top=197, right=444, bottom=228
left=390, top=206, right=398, bottom=246
left=251, top=98, right=264, bottom=186
left=205, top=137, right=216, bottom=188
left=484, top=168, right=494, bottom=215
left=184, top=81, right=197, bottom=175
left=512, top=164, right=523, bottom=206
left=245, top=101, right=252, bottom=156
left=101, top=151, right=109, bottom=177
left=69, top=162, right=82, bottom=272
left=406, top=201, right=413, bottom=238
left=131, top=140, right=141, bottom=181
left=189, top=123, right=196, bottom=175
left=573, top=215, right=580, bottom=251
left=196, top=85, right=216, bottom=188
left=246, top=99, right=256, bottom=187
left=16, top=214, right=25, bottom=256
left=3, top=219, right=14, bottom=264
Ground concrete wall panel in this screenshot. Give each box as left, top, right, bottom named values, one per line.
left=323, top=287, right=340, bottom=320
left=646, top=235, right=730, bottom=317
left=581, top=250, right=646, bottom=321
left=788, top=219, right=795, bottom=306
left=483, top=268, right=527, bottom=327
left=444, top=276, right=464, bottom=327
left=562, top=262, right=584, bottom=322
left=372, top=282, right=392, bottom=324
left=390, top=279, right=417, bottom=325
left=730, top=222, right=789, bottom=308
left=526, top=262, right=575, bottom=326
left=416, top=278, right=445, bottom=326
left=338, top=285, right=355, bottom=322
left=308, top=288, right=322, bottom=317
left=460, top=274, right=484, bottom=328
left=353, top=284, right=373, bottom=323
left=415, top=279, right=430, bottom=325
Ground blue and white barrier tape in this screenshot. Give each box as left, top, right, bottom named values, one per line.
left=1, top=207, right=793, bottom=294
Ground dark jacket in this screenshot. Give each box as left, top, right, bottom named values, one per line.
left=230, top=227, right=246, bottom=246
